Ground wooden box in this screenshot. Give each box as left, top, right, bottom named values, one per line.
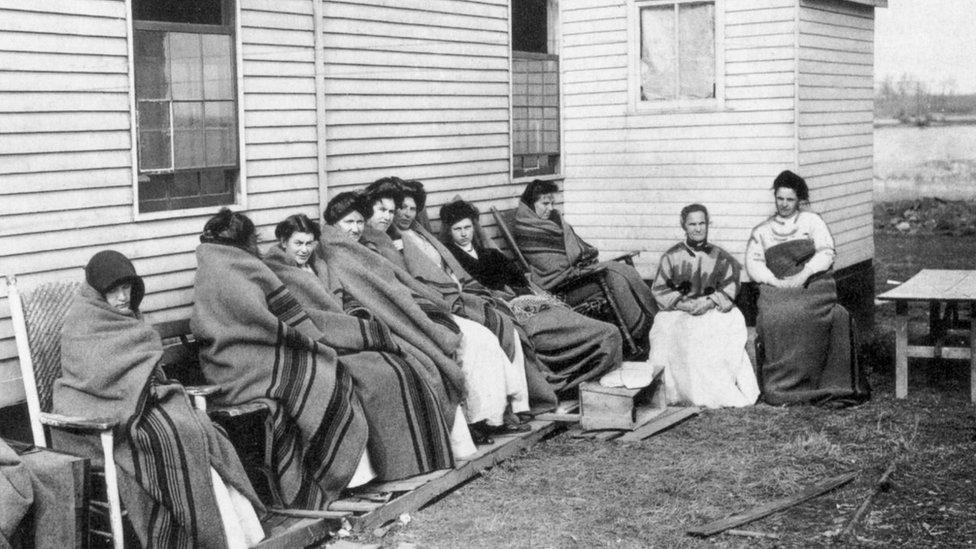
left=579, top=379, right=666, bottom=431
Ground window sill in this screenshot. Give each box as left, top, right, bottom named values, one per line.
left=132, top=201, right=246, bottom=222
left=629, top=99, right=728, bottom=115
left=513, top=173, right=564, bottom=186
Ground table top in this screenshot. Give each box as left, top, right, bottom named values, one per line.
left=878, top=269, right=976, bottom=302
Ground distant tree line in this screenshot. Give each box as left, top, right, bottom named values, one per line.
left=875, top=74, right=976, bottom=123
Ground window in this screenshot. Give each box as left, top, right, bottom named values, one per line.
left=637, top=0, right=720, bottom=105
left=512, top=0, right=560, bottom=179
left=132, top=0, right=239, bottom=213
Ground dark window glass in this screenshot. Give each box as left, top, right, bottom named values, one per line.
left=133, top=0, right=224, bottom=25
left=512, top=0, right=548, bottom=53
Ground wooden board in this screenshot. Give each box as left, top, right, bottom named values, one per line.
left=340, top=419, right=561, bottom=532
left=878, top=270, right=976, bottom=302
left=616, top=407, right=702, bottom=443
left=255, top=515, right=339, bottom=549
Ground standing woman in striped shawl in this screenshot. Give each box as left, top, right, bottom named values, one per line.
left=191, top=209, right=375, bottom=511
left=513, top=180, right=657, bottom=358
left=53, top=250, right=264, bottom=548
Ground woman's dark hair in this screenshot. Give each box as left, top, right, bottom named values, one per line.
left=363, top=177, right=405, bottom=209
left=324, top=191, right=370, bottom=225
left=679, top=203, right=709, bottom=226
left=200, top=207, right=257, bottom=249
left=520, top=179, right=559, bottom=207
left=275, top=213, right=321, bottom=242
left=400, top=179, right=427, bottom=211
left=772, top=170, right=810, bottom=202
left=439, top=200, right=482, bottom=247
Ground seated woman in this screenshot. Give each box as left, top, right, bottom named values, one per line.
left=438, top=199, right=623, bottom=396
left=649, top=204, right=759, bottom=408
left=192, top=208, right=378, bottom=510
left=513, top=179, right=657, bottom=357
left=321, top=191, right=532, bottom=443
left=264, top=213, right=474, bottom=459
left=746, top=171, right=870, bottom=406
left=53, top=250, right=264, bottom=548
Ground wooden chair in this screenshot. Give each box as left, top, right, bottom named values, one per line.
left=6, top=275, right=342, bottom=548
left=489, top=206, right=644, bottom=358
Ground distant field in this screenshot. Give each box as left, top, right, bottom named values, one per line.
left=874, top=125, right=976, bottom=200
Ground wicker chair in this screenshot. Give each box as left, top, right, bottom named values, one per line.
left=489, top=206, right=644, bottom=358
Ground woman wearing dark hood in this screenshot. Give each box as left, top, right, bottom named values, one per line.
left=53, top=249, right=264, bottom=548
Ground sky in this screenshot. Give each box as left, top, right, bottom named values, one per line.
left=874, top=0, right=976, bottom=93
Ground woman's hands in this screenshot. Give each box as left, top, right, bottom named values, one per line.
left=676, top=297, right=715, bottom=316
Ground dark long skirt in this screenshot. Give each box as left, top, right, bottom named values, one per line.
left=756, top=277, right=870, bottom=406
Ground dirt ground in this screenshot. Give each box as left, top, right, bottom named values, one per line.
left=354, top=231, right=976, bottom=549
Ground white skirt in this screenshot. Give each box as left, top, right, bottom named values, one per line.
left=452, top=315, right=529, bottom=425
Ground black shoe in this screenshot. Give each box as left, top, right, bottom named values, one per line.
left=468, top=422, right=494, bottom=445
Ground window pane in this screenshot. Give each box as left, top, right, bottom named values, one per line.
left=204, top=101, right=237, bottom=166
left=138, top=130, right=171, bottom=170
left=173, top=102, right=205, bottom=168
left=202, top=34, right=234, bottom=100
left=138, top=100, right=169, bottom=130
left=641, top=6, right=676, bottom=100
left=134, top=31, right=169, bottom=99
left=133, top=0, right=224, bottom=25
left=678, top=3, right=715, bottom=99
left=169, top=33, right=203, bottom=100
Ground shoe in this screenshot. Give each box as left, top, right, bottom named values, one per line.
left=468, top=422, right=494, bottom=446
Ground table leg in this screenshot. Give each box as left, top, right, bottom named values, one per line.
left=896, top=302, right=909, bottom=399
left=970, top=302, right=976, bottom=404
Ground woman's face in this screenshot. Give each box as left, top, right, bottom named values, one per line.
left=368, top=197, right=396, bottom=232
left=281, top=231, right=316, bottom=266
left=105, top=283, right=132, bottom=314
left=395, top=196, right=418, bottom=231
left=774, top=187, right=799, bottom=218
left=682, top=211, right=708, bottom=244
left=533, top=193, right=556, bottom=219
left=336, top=211, right=366, bottom=240
left=450, top=218, right=475, bottom=249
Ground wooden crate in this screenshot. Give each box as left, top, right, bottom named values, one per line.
left=579, top=379, right=666, bottom=431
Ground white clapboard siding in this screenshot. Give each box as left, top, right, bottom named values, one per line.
left=560, top=0, right=799, bottom=277
left=798, top=0, right=876, bottom=269
left=0, top=0, right=323, bottom=408
left=322, top=0, right=513, bottom=218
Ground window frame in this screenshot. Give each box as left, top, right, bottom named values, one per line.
left=627, top=0, right=726, bottom=113
left=126, top=0, right=248, bottom=220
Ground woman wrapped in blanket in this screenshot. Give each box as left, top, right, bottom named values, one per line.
left=746, top=171, right=870, bottom=406
left=649, top=204, right=759, bottom=408
left=437, top=198, right=623, bottom=397
left=191, top=209, right=453, bottom=512
left=512, top=180, right=657, bottom=358
left=265, top=213, right=476, bottom=458
left=52, top=250, right=264, bottom=548
left=322, top=191, right=531, bottom=445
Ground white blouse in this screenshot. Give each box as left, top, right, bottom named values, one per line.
left=745, top=211, right=835, bottom=285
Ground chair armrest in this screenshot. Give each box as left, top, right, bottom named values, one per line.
left=610, top=250, right=641, bottom=266
left=40, top=412, right=117, bottom=432
left=550, top=265, right=609, bottom=294
left=184, top=384, right=221, bottom=398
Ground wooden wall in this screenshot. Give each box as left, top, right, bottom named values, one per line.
left=0, top=0, right=322, bottom=408
left=321, top=0, right=516, bottom=221
left=798, top=0, right=875, bottom=268
left=559, top=0, right=801, bottom=278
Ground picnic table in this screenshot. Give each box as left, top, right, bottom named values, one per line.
left=877, top=269, right=976, bottom=403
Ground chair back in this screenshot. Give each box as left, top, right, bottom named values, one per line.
left=489, top=206, right=532, bottom=273
left=7, top=276, right=80, bottom=445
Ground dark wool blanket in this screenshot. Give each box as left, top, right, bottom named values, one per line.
left=52, top=284, right=261, bottom=548
left=0, top=440, right=31, bottom=547
left=513, top=202, right=655, bottom=346
left=757, top=240, right=870, bottom=406
left=192, top=242, right=367, bottom=509
left=262, top=246, right=454, bottom=478
left=317, top=226, right=466, bottom=402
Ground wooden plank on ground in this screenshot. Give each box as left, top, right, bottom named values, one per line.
left=255, top=516, right=335, bottom=549
left=686, top=471, right=858, bottom=537
left=533, top=412, right=581, bottom=422
left=366, top=469, right=450, bottom=493
left=347, top=419, right=560, bottom=532
left=616, top=407, right=702, bottom=443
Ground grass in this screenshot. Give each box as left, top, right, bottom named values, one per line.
left=349, top=229, right=976, bottom=549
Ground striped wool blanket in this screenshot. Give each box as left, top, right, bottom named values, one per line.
left=192, top=242, right=367, bottom=509
left=53, top=283, right=261, bottom=548
left=262, top=245, right=454, bottom=478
